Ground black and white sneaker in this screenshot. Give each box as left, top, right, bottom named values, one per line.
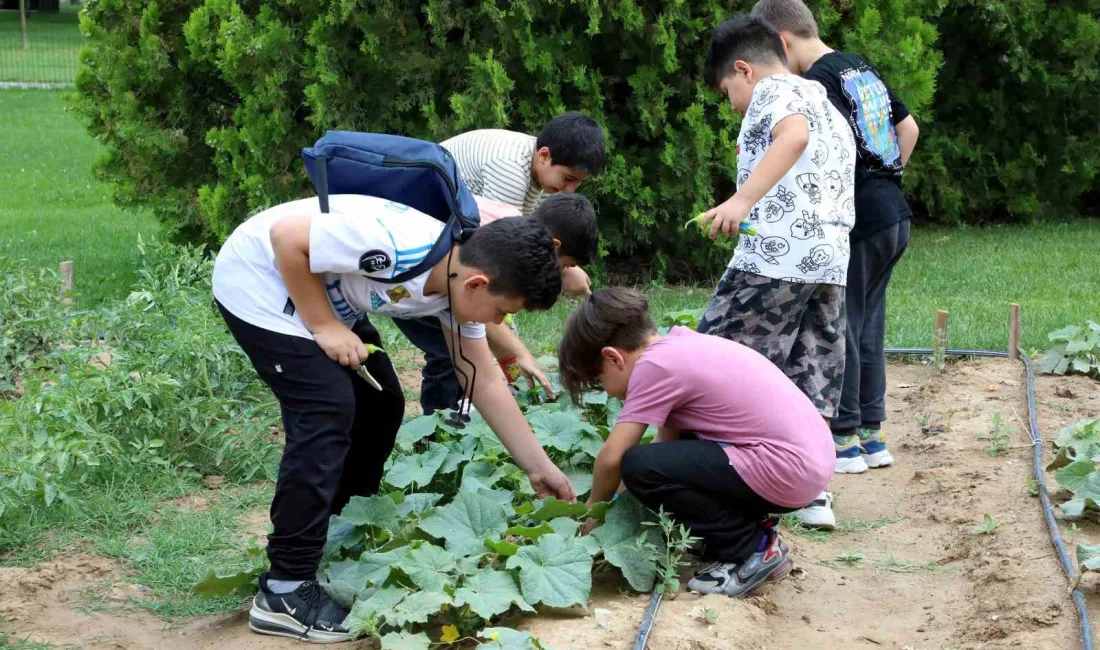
left=249, top=573, right=354, bottom=644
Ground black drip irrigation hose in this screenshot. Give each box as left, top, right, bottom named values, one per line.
left=629, top=347, right=1094, bottom=650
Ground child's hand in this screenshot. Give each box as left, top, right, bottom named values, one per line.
left=527, top=463, right=577, bottom=503
left=516, top=351, right=556, bottom=399
left=314, top=322, right=369, bottom=367
left=701, top=195, right=753, bottom=239
left=561, top=266, right=592, bottom=298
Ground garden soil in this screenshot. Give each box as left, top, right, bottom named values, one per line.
left=3, top=358, right=1099, bottom=650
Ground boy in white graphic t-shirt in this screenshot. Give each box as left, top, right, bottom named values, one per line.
left=695, top=14, right=856, bottom=529
left=212, top=195, right=575, bottom=643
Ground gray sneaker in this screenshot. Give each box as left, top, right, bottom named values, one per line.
left=687, top=528, right=792, bottom=598
left=249, top=573, right=354, bottom=644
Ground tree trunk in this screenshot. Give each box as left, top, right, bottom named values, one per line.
left=19, top=0, right=28, bottom=51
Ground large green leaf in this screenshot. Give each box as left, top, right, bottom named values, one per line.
left=396, top=415, right=440, bottom=451
left=478, top=627, right=560, bottom=650
left=564, top=467, right=594, bottom=497
left=340, top=494, right=400, bottom=529
left=462, top=460, right=517, bottom=492
left=388, top=590, right=453, bottom=627
left=454, top=568, right=535, bottom=619
left=357, top=547, right=409, bottom=587
left=506, top=534, right=592, bottom=608
left=440, top=436, right=479, bottom=474
left=344, top=586, right=410, bottom=635
left=395, top=543, right=458, bottom=592
left=1078, top=542, right=1100, bottom=572
left=530, top=411, right=592, bottom=453
left=395, top=493, right=443, bottom=519
left=1055, top=460, right=1097, bottom=493
left=192, top=566, right=261, bottom=597
left=380, top=631, right=431, bottom=650
left=548, top=517, right=581, bottom=538
left=321, top=558, right=376, bottom=609
left=590, top=492, right=661, bottom=591
left=603, top=537, right=658, bottom=592
left=531, top=497, right=588, bottom=522
left=419, top=490, right=511, bottom=557
left=386, top=443, right=449, bottom=489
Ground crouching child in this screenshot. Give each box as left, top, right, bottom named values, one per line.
left=558, top=288, right=833, bottom=597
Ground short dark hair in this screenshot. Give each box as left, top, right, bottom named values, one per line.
left=529, top=193, right=598, bottom=266
left=704, top=14, right=788, bottom=90
left=752, top=0, right=820, bottom=39
left=536, top=112, right=607, bottom=176
left=459, top=218, right=562, bottom=310
left=558, top=287, right=656, bottom=402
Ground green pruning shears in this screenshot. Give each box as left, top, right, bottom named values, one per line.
left=355, top=344, right=386, bottom=391
left=683, top=213, right=758, bottom=237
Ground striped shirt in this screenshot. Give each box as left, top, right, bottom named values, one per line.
left=442, top=129, right=545, bottom=216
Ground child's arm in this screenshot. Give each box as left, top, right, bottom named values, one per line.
left=587, top=422, right=650, bottom=508
left=269, top=215, right=369, bottom=367
left=561, top=266, right=592, bottom=298
left=701, top=115, right=811, bottom=239
left=655, top=427, right=680, bottom=443
left=895, top=115, right=920, bottom=166
left=484, top=322, right=556, bottom=398
left=444, top=331, right=575, bottom=502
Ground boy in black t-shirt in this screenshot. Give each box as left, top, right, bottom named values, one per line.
left=753, top=0, right=920, bottom=486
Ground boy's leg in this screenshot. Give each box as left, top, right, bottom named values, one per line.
left=786, top=283, right=846, bottom=420
left=857, top=220, right=910, bottom=441
left=621, top=440, right=795, bottom=597
left=332, top=317, right=405, bottom=514
left=216, top=303, right=359, bottom=642
left=697, top=269, right=810, bottom=370
left=392, top=316, right=462, bottom=415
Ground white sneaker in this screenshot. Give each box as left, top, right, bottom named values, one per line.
left=835, top=435, right=869, bottom=474
left=788, top=491, right=836, bottom=530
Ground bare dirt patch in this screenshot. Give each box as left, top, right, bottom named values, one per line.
left=1, top=359, right=1092, bottom=650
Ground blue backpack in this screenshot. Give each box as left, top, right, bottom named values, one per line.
left=301, top=131, right=481, bottom=285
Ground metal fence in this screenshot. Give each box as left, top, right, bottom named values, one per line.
left=1, top=2, right=83, bottom=88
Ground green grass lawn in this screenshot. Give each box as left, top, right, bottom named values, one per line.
left=0, top=90, right=160, bottom=304
left=0, top=5, right=82, bottom=84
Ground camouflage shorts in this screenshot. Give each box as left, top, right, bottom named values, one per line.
left=697, top=269, right=846, bottom=418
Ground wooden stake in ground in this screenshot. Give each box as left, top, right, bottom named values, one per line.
left=1009, top=303, right=1021, bottom=360
left=19, top=0, right=29, bottom=51
left=934, top=309, right=949, bottom=371
left=59, top=260, right=73, bottom=304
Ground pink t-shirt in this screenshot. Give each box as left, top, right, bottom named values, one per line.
left=474, top=195, right=522, bottom=224
left=616, top=327, right=833, bottom=508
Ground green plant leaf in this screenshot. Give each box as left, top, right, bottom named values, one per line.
left=357, top=547, right=409, bottom=587
left=548, top=517, right=581, bottom=537
left=1079, top=543, right=1100, bottom=572
left=419, top=490, right=511, bottom=557
left=344, top=586, right=410, bottom=634
left=324, top=515, right=363, bottom=555
left=191, top=566, right=262, bottom=597
left=388, top=590, right=453, bottom=627
left=1056, top=460, right=1096, bottom=492
left=603, top=538, right=658, bottom=592
left=478, top=627, right=559, bottom=650
left=380, top=631, right=431, bottom=650
left=565, top=467, right=594, bottom=497
left=387, top=443, right=449, bottom=490
left=340, top=494, right=400, bottom=529
left=506, top=533, right=593, bottom=608
left=454, top=568, right=535, bottom=619
left=395, top=493, right=443, bottom=518
left=507, top=522, right=556, bottom=540
left=484, top=538, right=520, bottom=556
left=575, top=430, right=605, bottom=459
left=440, top=436, right=479, bottom=474
left=395, top=543, right=458, bottom=592
left=530, top=411, right=590, bottom=453
left=531, top=497, right=589, bottom=522
left=396, top=415, right=439, bottom=451
left=321, top=558, right=376, bottom=609
left=462, top=460, right=516, bottom=492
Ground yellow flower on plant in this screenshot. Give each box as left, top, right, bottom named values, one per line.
left=440, top=625, right=460, bottom=644
left=489, top=631, right=500, bottom=641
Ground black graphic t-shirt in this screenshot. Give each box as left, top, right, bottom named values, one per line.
left=805, top=52, right=912, bottom=241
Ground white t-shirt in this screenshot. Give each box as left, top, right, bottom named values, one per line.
left=732, top=74, right=857, bottom=286
left=212, top=195, right=485, bottom=340
left=441, top=130, right=545, bottom=216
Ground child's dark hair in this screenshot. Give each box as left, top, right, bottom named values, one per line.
left=459, top=218, right=562, bottom=310
left=751, top=0, right=819, bottom=39
left=704, top=14, right=788, bottom=90
left=530, top=193, right=598, bottom=266
left=558, top=287, right=656, bottom=402
left=537, top=112, right=607, bottom=176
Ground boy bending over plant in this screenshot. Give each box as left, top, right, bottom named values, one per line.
left=212, top=194, right=575, bottom=643
left=558, top=288, right=833, bottom=598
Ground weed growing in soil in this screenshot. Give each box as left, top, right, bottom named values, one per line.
left=836, top=551, right=865, bottom=565
left=978, top=413, right=1013, bottom=457
left=693, top=606, right=719, bottom=625
left=969, top=514, right=1000, bottom=535
left=876, top=555, right=946, bottom=574
left=647, top=506, right=700, bottom=597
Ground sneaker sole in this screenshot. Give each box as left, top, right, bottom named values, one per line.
left=863, top=449, right=894, bottom=468
left=249, top=607, right=353, bottom=644
left=835, top=455, right=869, bottom=474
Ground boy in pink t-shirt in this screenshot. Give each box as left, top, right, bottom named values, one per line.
left=559, top=288, right=833, bottom=598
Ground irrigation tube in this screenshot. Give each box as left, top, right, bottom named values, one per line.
left=629, top=347, right=1093, bottom=650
